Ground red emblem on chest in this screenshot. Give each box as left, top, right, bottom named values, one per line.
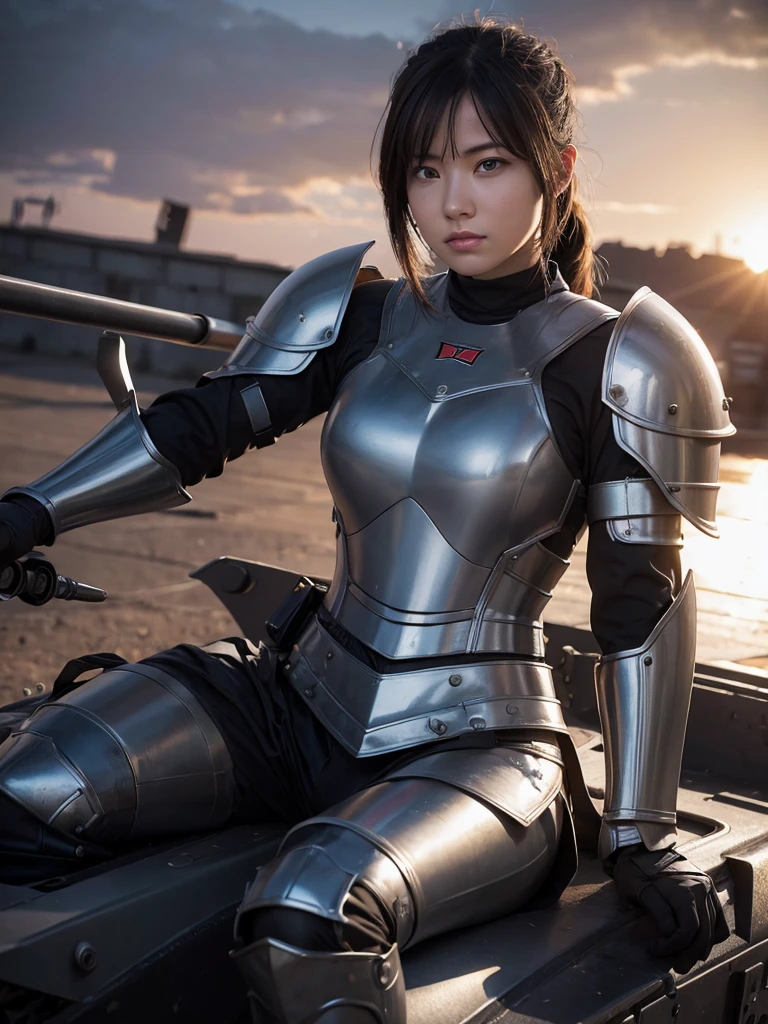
left=436, top=342, right=484, bottom=365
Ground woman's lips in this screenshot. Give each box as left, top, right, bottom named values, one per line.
left=446, top=236, right=485, bottom=251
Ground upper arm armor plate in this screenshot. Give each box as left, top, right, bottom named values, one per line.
left=602, top=287, right=735, bottom=537
left=205, top=240, right=375, bottom=379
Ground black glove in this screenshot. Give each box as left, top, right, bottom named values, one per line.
left=0, top=495, right=55, bottom=571
left=612, top=845, right=729, bottom=973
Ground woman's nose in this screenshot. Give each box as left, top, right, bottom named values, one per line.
left=442, top=173, right=475, bottom=220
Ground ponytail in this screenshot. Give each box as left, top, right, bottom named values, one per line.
left=550, top=182, right=595, bottom=298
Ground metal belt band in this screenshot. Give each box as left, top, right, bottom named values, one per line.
left=238, top=381, right=275, bottom=448
left=286, top=616, right=567, bottom=757
left=587, top=477, right=683, bottom=546
left=587, top=478, right=675, bottom=523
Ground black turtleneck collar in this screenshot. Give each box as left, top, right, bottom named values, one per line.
left=447, top=261, right=565, bottom=326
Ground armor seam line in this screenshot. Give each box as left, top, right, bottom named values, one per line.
left=344, top=497, right=492, bottom=570
left=31, top=701, right=140, bottom=791
left=117, top=664, right=233, bottom=777
left=344, top=584, right=474, bottom=624
left=532, top=309, right=620, bottom=380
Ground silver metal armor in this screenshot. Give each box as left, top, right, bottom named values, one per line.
left=207, top=240, right=376, bottom=379
left=0, top=661, right=234, bottom=845
left=596, top=571, right=697, bottom=858
left=203, top=240, right=378, bottom=451
left=234, top=765, right=564, bottom=1023
left=235, top=938, right=406, bottom=1023
left=203, top=243, right=732, bottom=862
left=602, top=287, right=735, bottom=538
left=4, top=333, right=191, bottom=534
left=284, top=269, right=617, bottom=756
left=592, top=287, right=734, bottom=857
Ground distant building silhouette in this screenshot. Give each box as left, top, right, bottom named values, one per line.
left=0, top=223, right=290, bottom=378
left=596, top=241, right=768, bottom=429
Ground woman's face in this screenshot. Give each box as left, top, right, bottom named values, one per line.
left=406, top=94, right=552, bottom=280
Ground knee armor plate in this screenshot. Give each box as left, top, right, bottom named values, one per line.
left=234, top=937, right=405, bottom=1024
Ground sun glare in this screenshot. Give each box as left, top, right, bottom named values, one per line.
left=730, top=217, right=768, bottom=274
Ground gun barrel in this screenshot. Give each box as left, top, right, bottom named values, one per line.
left=0, top=274, right=244, bottom=350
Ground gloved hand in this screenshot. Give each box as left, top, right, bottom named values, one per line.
left=612, top=845, right=729, bottom=973
left=0, top=495, right=55, bottom=571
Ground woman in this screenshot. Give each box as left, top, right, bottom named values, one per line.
left=0, top=18, right=730, bottom=1023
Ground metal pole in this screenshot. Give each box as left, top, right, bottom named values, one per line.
left=0, top=274, right=244, bottom=350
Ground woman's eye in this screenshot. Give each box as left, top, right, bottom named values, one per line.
left=413, top=166, right=439, bottom=180
left=479, top=159, right=504, bottom=172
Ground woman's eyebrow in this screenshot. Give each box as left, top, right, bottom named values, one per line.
left=418, top=141, right=505, bottom=161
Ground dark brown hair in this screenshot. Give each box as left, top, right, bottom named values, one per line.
left=377, top=18, right=595, bottom=306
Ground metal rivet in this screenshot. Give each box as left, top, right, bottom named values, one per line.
left=75, top=846, right=85, bottom=858
left=624, top=528, right=632, bottom=536
left=326, top=651, right=333, bottom=660
left=323, top=328, right=334, bottom=340
left=522, top=369, right=531, bottom=378
left=668, top=403, right=678, bottom=415
left=298, top=313, right=306, bottom=322
left=74, top=825, right=84, bottom=835
left=377, top=961, right=392, bottom=987
left=387, top=342, right=393, bottom=349
left=469, top=716, right=486, bottom=731
left=303, top=686, right=316, bottom=699
left=506, top=704, right=519, bottom=716
left=74, top=942, right=98, bottom=974
left=609, top=384, right=625, bottom=399
left=449, top=674, right=462, bottom=686
left=428, top=718, right=448, bottom=736
left=36, top=682, right=45, bottom=693
left=283, top=662, right=292, bottom=673
left=644, top=656, right=653, bottom=666
left=22, top=687, right=31, bottom=697
left=436, top=385, right=448, bottom=396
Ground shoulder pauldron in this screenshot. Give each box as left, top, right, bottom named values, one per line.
left=602, top=287, right=735, bottom=537
left=207, top=240, right=375, bottom=379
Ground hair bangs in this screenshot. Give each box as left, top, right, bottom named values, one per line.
left=400, top=69, right=470, bottom=169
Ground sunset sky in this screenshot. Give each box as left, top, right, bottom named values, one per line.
left=2, top=0, right=767, bottom=275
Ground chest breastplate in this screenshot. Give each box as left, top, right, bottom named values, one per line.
left=320, top=273, right=607, bottom=661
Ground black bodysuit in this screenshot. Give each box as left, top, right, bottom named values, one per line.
left=142, top=263, right=680, bottom=656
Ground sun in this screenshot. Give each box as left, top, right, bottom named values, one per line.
left=730, top=217, right=768, bottom=274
